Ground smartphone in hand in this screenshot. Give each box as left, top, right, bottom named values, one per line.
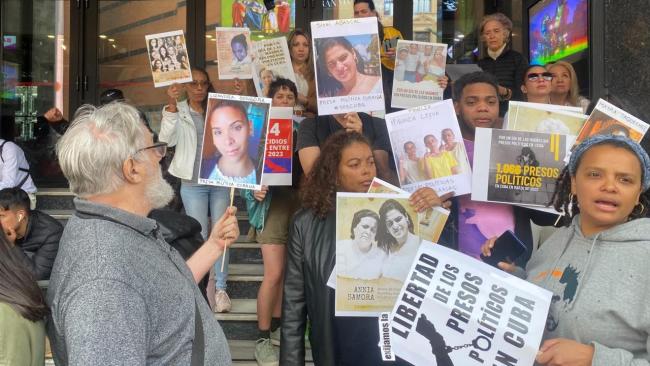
left=480, top=230, right=527, bottom=268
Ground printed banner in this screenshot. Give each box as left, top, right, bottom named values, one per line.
left=311, top=17, right=385, bottom=115
left=336, top=192, right=424, bottom=317
left=505, top=101, right=587, bottom=135
left=472, top=128, right=571, bottom=211
left=574, top=98, right=649, bottom=145
left=386, top=99, right=472, bottom=196
left=261, top=106, right=293, bottom=186
left=388, top=243, right=552, bottom=366
left=391, top=40, right=447, bottom=109
left=198, top=93, right=271, bottom=190
left=145, top=30, right=192, bottom=87
left=216, top=27, right=253, bottom=79
left=251, top=37, right=297, bottom=98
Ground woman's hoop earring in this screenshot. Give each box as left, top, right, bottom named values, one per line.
left=635, top=202, right=646, bottom=216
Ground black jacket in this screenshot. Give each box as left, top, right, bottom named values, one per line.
left=478, top=48, right=529, bottom=116
left=13, top=210, right=63, bottom=280
left=281, top=209, right=411, bottom=366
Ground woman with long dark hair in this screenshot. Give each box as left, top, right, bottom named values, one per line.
left=0, top=231, right=48, bottom=365
left=282, top=131, right=445, bottom=366
left=159, top=67, right=233, bottom=313
left=288, top=29, right=317, bottom=117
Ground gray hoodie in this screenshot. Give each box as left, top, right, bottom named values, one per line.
left=525, top=215, right=650, bottom=365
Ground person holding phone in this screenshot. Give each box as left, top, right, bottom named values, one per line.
left=482, top=134, right=650, bottom=366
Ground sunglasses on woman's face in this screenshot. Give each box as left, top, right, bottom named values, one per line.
left=526, top=72, right=553, bottom=82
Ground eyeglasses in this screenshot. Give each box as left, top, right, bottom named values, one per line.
left=526, top=72, right=553, bottom=82
left=134, top=142, right=167, bottom=158
left=187, top=80, right=210, bottom=88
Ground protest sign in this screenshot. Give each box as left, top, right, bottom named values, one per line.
left=574, top=98, right=649, bottom=145
left=145, top=30, right=192, bottom=87
left=311, top=17, right=384, bottom=115
left=260, top=106, right=293, bottom=186
left=387, top=243, right=552, bottom=366
left=216, top=27, right=253, bottom=79
left=335, top=192, right=424, bottom=316
left=505, top=101, right=587, bottom=135
left=391, top=40, right=447, bottom=109
left=368, top=178, right=449, bottom=244
left=198, top=93, right=271, bottom=190
left=472, top=128, right=571, bottom=211
left=251, top=37, right=297, bottom=98
left=386, top=99, right=471, bottom=196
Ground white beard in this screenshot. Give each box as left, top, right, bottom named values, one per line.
left=145, top=165, right=174, bottom=210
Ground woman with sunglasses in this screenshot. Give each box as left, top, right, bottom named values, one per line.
left=159, top=67, right=233, bottom=313
left=521, top=65, right=553, bottom=104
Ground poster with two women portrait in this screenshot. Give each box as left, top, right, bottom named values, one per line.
left=251, top=37, right=297, bottom=98
left=390, top=40, right=448, bottom=109
left=216, top=27, right=253, bottom=79
left=311, top=17, right=385, bottom=116
left=198, top=93, right=271, bottom=190
left=336, top=192, right=427, bottom=317
left=145, top=30, right=192, bottom=87
left=386, top=99, right=472, bottom=196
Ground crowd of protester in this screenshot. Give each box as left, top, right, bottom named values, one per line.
left=2, top=1, right=649, bottom=365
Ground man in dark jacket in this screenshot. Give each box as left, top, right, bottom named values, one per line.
left=0, top=187, right=62, bottom=280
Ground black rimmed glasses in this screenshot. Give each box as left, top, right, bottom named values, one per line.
left=134, top=142, right=168, bottom=158
left=526, top=72, right=553, bottom=82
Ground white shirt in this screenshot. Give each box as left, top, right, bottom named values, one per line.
left=337, top=239, right=386, bottom=280
left=0, top=139, right=36, bottom=193
left=381, top=233, right=422, bottom=281
left=404, top=53, right=419, bottom=72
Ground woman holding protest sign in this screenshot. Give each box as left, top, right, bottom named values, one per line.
left=282, top=131, right=448, bottom=366
left=482, top=134, right=650, bottom=366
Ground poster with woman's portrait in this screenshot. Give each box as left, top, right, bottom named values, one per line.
left=386, top=100, right=472, bottom=196
left=336, top=192, right=425, bottom=317
left=574, top=98, right=648, bottom=146
left=198, top=93, right=271, bottom=190
left=251, top=37, right=297, bottom=98
left=311, top=17, right=384, bottom=116
left=216, top=27, right=253, bottom=79
left=391, top=40, right=448, bottom=109
left=145, top=30, right=192, bottom=87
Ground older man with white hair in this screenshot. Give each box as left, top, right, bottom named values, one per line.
left=47, top=102, right=237, bottom=365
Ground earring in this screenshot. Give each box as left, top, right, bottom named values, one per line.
left=635, top=202, right=646, bottom=215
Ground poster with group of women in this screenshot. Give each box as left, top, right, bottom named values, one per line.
left=385, top=99, right=472, bottom=196
left=145, top=30, right=192, bottom=87
left=311, top=17, right=385, bottom=116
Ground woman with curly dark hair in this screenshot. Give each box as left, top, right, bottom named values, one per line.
left=483, top=135, right=650, bottom=366
left=282, top=130, right=445, bottom=366
left=0, top=230, right=48, bottom=365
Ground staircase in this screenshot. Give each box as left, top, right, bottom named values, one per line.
left=37, top=188, right=313, bottom=365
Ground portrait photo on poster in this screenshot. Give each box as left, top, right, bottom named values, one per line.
left=311, top=17, right=385, bottom=115
left=198, top=93, right=271, bottom=190
left=145, top=30, right=192, bottom=87
left=216, top=27, right=253, bottom=79
left=251, top=37, right=297, bottom=98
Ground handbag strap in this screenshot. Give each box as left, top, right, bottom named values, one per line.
left=190, top=300, right=205, bottom=366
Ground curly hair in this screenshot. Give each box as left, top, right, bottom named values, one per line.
left=550, top=140, right=650, bottom=226
left=300, top=131, right=372, bottom=218
left=377, top=199, right=415, bottom=253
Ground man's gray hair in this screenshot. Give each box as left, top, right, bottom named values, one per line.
left=56, top=102, right=148, bottom=197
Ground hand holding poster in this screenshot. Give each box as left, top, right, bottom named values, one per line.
left=472, top=128, right=571, bottom=211
left=216, top=27, right=253, bottom=79
left=386, top=99, right=472, bottom=196
left=574, top=98, right=649, bottom=145
left=336, top=192, right=424, bottom=316
left=505, top=101, right=587, bottom=135
left=391, top=40, right=448, bottom=109
left=145, top=30, right=192, bottom=87
left=261, top=106, right=293, bottom=186
left=251, top=37, right=297, bottom=98
left=311, top=17, right=385, bottom=115
left=198, top=93, right=271, bottom=190
left=387, top=244, right=552, bottom=366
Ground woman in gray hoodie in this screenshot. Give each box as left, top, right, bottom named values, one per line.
left=484, top=134, right=650, bottom=366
